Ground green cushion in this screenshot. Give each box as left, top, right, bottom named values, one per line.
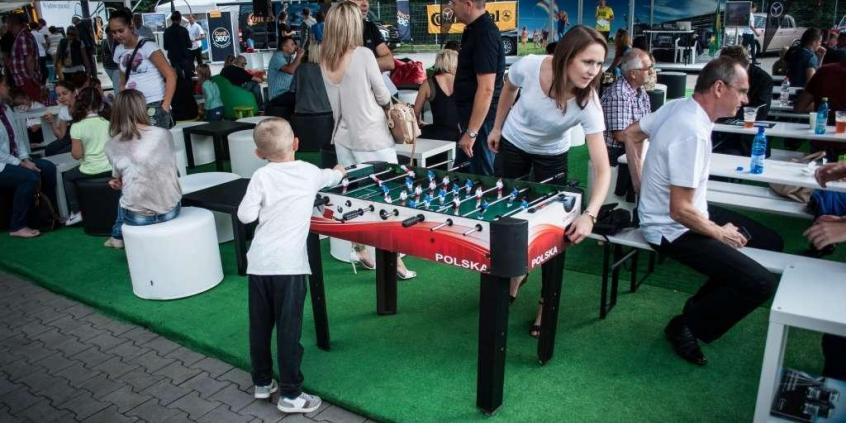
left=211, top=75, right=258, bottom=120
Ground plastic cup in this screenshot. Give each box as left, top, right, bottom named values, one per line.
left=809, top=112, right=817, bottom=130
left=836, top=111, right=846, bottom=134
left=743, top=107, right=756, bottom=128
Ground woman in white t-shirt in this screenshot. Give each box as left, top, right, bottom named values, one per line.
left=488, top=25, right=612, bottom=337
left=108, top=9, right=176, bottom=129
left=43, top=80, right=77, bottom=156
left=320, top=2, right=415, bottom=280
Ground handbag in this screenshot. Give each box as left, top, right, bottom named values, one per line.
left=28, top=183, right=61, bottom=232
left=385, top=99, right=421, bottom=166
left=769, top=151, right=826, bottom=203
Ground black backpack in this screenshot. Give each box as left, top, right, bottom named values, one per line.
left=28, top=185, right=62, bottom=232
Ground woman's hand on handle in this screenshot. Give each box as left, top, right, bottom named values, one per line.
left=566, top=214, right=594, bottom=244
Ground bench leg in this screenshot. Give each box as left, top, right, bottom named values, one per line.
left=648, top=251, right=656, bottom=273
left=753, top=323, right=788, bottom=423
left=600, top=241, right=611, bottom=319
left=610, top=244, right=622, bottom=309
left=630, top=250, right=640, bottom=292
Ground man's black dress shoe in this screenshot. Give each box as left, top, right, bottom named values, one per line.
left=664, top=315, right=707, bottom=366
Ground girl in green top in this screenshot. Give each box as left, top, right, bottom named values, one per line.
left=198, top=65, right=224, bottom=121
left=64, top=87, right=113, bottom=226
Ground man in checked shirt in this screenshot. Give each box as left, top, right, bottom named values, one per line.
left=7, top=13, right=42, bottom=103
left=601, top=48, right=652, bottom=193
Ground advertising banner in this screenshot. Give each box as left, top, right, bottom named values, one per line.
left=208, top=12, right=235, bottom=63
left=397, top=0, right=412, bottom=41
left=426, top=1, right=517, bottom=35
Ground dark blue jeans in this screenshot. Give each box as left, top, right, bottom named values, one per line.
left=111, top=203, right=181, bottom=239
left=455, top=111, right=496, bottom=176
left=248, top=274, right=307, bottom=399
left=0, top=159, right=57, bottom=231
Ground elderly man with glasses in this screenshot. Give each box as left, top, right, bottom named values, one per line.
left=600, top=48, right=652, bottom=193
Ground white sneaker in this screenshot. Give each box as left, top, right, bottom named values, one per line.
left=254, top=380, right=278, bottom=399
left=277, top=392, right=322, bottom=413
left=65, top=212, right=83, bottom=226
left=103, top=237, right=124, bottom=249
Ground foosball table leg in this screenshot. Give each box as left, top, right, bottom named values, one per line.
left=307, top=232, right=331, bottom=350
left=375, top=249, right=397, bottom=315
left=538, top=252, right=566, bottom=365
left=476, top=273, right=510, bottom=415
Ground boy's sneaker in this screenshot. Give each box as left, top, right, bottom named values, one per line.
left=277, top=392, right=322, bottom=413
left=65, top=212, right=83, bottom=226
left=254, top=380, right=278, bottom=399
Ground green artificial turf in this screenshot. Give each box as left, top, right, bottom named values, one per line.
left=1, top=143, right=840, bottom=422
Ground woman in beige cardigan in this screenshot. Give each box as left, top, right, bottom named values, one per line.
left=321, top=2, right=416, bottom=279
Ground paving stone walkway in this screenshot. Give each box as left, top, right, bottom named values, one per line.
left=0, top=271, right=373, bottom=423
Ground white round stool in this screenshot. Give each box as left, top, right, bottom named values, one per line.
left=228, top=130, right=267, bottom=178
left=180, top=172, right=241, bottom=243
left=236, top=116, right=273, bottom=125
left=123, top=207, right=223, bottom=300
left=170, top=121, right=215, bottom=167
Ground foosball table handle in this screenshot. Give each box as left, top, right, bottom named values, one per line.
left=402, top=214, right=425, bottom=227
left=313, top=195, right=330, bottom=208
left=342, top=209, right=365, bottom=221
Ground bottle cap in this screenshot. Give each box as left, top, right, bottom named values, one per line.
left=736, top=166, right=744, bottom=172
left=823, top=97, right=829, bottom=101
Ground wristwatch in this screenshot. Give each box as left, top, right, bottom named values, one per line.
left=466, top=129, right=479, bottom=140
left=583, top=210, right=597, bottom=225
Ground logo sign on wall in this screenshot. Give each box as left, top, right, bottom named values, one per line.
left=208, top=11, right=235, bottom=62
left=426, top=1, right=516, bottom=34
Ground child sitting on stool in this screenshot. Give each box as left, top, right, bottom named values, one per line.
left=237, top=117, right=345, bottom=414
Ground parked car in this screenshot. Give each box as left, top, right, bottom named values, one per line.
left=501, top=30, right=518, bottom=55
left=724, top=13, right=805, bottom=54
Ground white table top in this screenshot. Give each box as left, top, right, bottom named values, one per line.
left=713, top=121, right=846, bottom=142
left=395, top=138, right=455, bottom=158
left=709, top=153, right=846, bottom=193
left=771, top=86, right=802, bottom=96
left=20, top=105, right=61, bottom=119
left=771, top=263, right=846, bottom=334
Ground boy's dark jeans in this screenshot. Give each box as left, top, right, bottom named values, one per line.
left=248, top=274, right=307, bottom=399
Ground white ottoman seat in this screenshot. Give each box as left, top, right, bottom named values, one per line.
left=170, top=121, right=215, bottom=167
left=228, top=130, right=267, bottom=178
left=123, top=207, right=223, bottom=300
left=179, top=172, right=240, bottom=243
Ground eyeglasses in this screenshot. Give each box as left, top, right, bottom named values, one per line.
left=633, top=64, right=654, bottom=72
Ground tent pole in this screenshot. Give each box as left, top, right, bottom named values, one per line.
left=649, top=0, right=654, bottom=27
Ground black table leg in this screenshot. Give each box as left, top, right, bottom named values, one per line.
left=375, top=249, right=397, bottom=315
left=538, top=252, right=565, bottom=365
left=307, top=232, right=330, bottom=350
left=476, top=272, right=509, bottom=415
left=182, top=128, right=196, bottom=169
left=213, top=135, right=225, bottom=171
left=231, top=213, right=248, bottom=276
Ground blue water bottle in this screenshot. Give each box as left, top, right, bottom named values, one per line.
left=750, top=126, right=767, bottom=174
left=815, top=97, right=829, bottom=135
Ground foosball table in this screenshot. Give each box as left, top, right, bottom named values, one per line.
left=304, top=161, right=582, bottom=414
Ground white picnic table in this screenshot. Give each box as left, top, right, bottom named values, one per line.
left=709, top=153, right=846, bottom=193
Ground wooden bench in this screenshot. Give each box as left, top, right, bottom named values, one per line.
left=588, top=227, right=846, bottom=318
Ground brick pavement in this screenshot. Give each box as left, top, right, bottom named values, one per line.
left=0, top=272, right=372, bottom=423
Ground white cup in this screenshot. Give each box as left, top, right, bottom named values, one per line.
left=809, top=112, right=817, bottom=130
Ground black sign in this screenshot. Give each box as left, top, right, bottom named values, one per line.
left=208, top=12, right=235, bottom=63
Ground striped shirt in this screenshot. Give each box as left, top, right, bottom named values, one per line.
left=11, top=29, right=40, bottom=86
left=600, top=77, right=650, bottom=147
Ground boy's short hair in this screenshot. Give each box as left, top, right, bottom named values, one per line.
left=253, top=118, right=294, bottom=155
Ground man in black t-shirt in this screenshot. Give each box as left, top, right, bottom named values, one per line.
left=163, top=11, right=193, bottom=76
left=350, top=0, right=394, bottom=72
left=71, top=17, right=97, bottom=77
left=452, top=0, right=504, bottom=176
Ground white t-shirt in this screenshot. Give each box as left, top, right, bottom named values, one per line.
left=188, top=22, right=204, bottom=50
left=113, top=41, right=166, bottom=104
left=502, top=55, right=605, bottom=155
left=638, top=98, right=713, bottom=245
left=31, top=29, right=46, bottom=57
left=237, top=161, right=343, bottom=275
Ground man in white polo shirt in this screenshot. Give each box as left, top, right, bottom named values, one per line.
left=622, top=56, right=778, bottom=366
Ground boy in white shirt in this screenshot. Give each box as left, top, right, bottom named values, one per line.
left=237, top=118, right=345, bottom=414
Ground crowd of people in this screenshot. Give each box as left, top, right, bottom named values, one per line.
left=0, top=0, right=845, bottom=419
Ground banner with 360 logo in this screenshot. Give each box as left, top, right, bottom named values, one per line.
left=208, top=11, right=235, bottom=63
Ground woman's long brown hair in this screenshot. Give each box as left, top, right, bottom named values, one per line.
left=548, top=25, right=607, bottom=112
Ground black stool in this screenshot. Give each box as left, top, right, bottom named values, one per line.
left=292, top=112, right=334, bottom=153
left=0, top=187, right=13, bottom=230
left=76, top=177, right=121, bottom=236
left=657, top=71, right=687, bottom=100
left=647, top=89, right=665, bottom=112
